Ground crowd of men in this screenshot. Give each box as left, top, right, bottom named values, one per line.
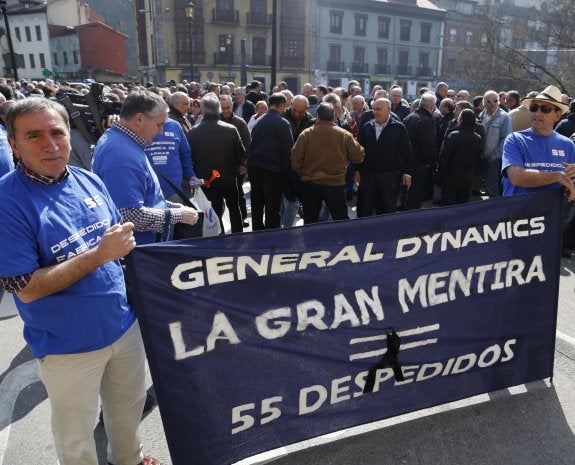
left=1, top=73, right=575, bottom=465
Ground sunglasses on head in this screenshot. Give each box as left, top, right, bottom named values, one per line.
left=529, top=103, right=557, bottom=114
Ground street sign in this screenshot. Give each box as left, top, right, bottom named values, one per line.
left=42, top=68, right=51, bottom=78
left=207, top=71, right=214, bottom=80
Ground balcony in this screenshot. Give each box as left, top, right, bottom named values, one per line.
left=248, top=54, right=272, bottom=67
left=417, top=67, right=433, bottom=77
left=247, top=12, right=272, bottom=27
left=374, top=64, right=391, bottom=74
left=212, top=9, right=239, bottom=24
left=396, top=65, right=412, bottom=76
left=281, top=56, right=304, bottom=69
left=326, top=61, right=344, bottom=72
left=351, top=62, right=368, bottom=74
left=213, top=52, right=234, bottom=66
left=213, top=54, right=273, bottom=67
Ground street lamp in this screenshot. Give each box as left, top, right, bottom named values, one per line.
left=0, top=0, right=18, bottom=80
left=184, top=0, right=195, bottom=82
left=226, top=34, right=232, bottom=81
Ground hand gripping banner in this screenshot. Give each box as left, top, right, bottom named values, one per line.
left=125, top=190, right=563, bottom=465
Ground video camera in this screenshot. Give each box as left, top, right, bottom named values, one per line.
left=55, top=82, right=122, bottom=144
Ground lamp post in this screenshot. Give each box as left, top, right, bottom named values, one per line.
left=226, top=34, right=232, bottom=81
left=0, top=0, right=18, bottom=80
left=184, top=0, right=195, bottom=82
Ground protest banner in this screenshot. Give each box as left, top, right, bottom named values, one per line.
left=125, top=190, right=563, bottom=465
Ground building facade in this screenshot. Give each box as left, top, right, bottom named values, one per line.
left=314, top=0, right=446, bottom=98
left=135, top=0, right=313, bottom=91
left=2, top=0, right=128, bottom=81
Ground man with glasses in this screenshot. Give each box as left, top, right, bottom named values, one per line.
left=502, top=85, right=575, bottom=257
left=478, top=90, right=512, bottom=197
left=502, top=85, right=575, bottom=199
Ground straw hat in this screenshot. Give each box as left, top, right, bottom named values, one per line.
left=521, top=85, right=569, bottom=115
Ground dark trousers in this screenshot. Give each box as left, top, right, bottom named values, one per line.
left=357, top=170, right=399, bottom=217
left=442, top=189, right=471, bottom=206
left=248, top=165, right=284, bottom=231
left=404, top=164, right=431, bottom=210
left=300, top=182, right=348, bottom=224
left=201, top=183, right=243, bottom=233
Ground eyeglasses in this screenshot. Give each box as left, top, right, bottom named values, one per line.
left=485, top=99, right=499, bottom=104
left=529, top=103, right=556, bottom=114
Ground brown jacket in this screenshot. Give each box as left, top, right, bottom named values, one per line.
left=291, top=120, right=364, bottom=186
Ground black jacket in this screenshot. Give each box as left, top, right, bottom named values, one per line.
left=358, top=118, right=415, bottom=176
left=233, top=100, right=255, bottom=124
left=436, top=126, right=483, bottom=191
left=247, top=109, right=294, bottom=173
left=187, top=116, right=246, bottom=187
left=403, top=107, right=437, bottom=166
left=282, top=108, right=315, bottom=141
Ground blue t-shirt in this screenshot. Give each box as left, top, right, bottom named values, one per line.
left=92, top=126, right=166, bottom=245
left=502, top=129, right=575, bottom=196
left=0, top=167, right=136, bottom=358
left=145, top=118, right=195, bottom=197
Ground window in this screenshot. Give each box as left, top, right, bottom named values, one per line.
left=39, top=52, right=45, bottom=68
left=217, top=0, right=233, bottom=10
left=25, top=26, right=31, bottom=42
left=252, top=37, right=266, bottom=65
left=73, top=50, right=79, bottom=65
left=400, top=20, right=411, bottom=41
left=354, top=46, right=365, bottom=63
left=53, top=52, right=59, bottom=66
left=330, top=11, right=343, bottom=34
left=250, top=0, right=266, bottom=13
left=376, top=48, right=388, bottom=74
left=377, top=48, right=388, bottom=65
left=15, top=27, right=20, bottom=42
left=378, top=17, right=390, bottom=39
left=449, top=28, right=458, bottom=43
left=465, top=31, right=473, bottom=45
left=283, top=38, right=303, bottom=58
left=397, top=50, right=410, bottom=76
left=447, top=57, right=456, bottom=70
left=219, top=35, right=233, bottom=64
left=35, top=25, right=41, bottom=41
left=28, top=53, right=35, bottom=68
left=419, top=52, right=429, bottom=68
left=329, top=44, right=341, bottom=63
left=398, top=51, right=409, bottom=67
left=63, top=51, right=68, bottom=65
left=418, top=52, right=429, bottom=75
left=420, top=22, right=431, bottom=43
left=355, top=14, right=367, bottom=36
left=328, top=44, right=342, bottom=71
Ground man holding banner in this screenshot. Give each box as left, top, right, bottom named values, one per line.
left=0, top=98, right=159, bottom=465
left=92, top=90, right=199, bottom=245
left=502, top=85, right=575, bottom=255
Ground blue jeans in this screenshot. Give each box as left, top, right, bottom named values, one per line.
left=479, top=158, right=502, bottom=198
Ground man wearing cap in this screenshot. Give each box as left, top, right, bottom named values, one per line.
left=502, top=84, right=575, bottom=199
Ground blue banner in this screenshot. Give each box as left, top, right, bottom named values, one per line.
left=126, top=190, right=563, bottom=465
